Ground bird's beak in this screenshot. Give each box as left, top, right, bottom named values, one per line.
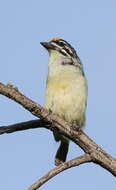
left=40, top=42, right=53, bottom=50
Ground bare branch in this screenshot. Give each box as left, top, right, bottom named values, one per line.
left=0, top=82, right=116, bottom=177
left=27, top=154, right=91, bottom=190
left=0, top=119, right=48, bottom=134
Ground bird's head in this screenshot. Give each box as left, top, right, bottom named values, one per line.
left=40, top=38, right=82, bottom=69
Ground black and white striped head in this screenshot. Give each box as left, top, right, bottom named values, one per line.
left=40, top=38, right=79, bottom=59
left=40, top=38, right=82, bottom=68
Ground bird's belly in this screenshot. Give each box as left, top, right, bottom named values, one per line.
left=45, top=75, right=87, bottom=128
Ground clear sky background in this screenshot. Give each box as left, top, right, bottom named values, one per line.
left=0, top=0, right=116, bottom=189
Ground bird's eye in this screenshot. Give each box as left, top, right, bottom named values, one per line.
left=58, top=41, right=65, bottom=46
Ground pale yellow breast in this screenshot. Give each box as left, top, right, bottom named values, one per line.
left=45, top=67, right=87, bottom=128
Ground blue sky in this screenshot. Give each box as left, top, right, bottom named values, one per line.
left=0, top=0, right=116, bottom=189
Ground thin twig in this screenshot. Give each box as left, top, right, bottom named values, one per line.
left=27, top=154, right=91, bottom=190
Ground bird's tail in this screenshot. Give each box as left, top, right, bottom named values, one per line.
left=55, top=139, right=69, bottom=166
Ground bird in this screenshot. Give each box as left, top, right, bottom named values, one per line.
left=40, top=38, right=88, bottom=166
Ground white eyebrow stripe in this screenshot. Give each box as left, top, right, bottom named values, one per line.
left=61, top=48, right=70, bottom=56
left=51, top=42, right=61, bottom=48
left=51, top=42, right=70, bottom=56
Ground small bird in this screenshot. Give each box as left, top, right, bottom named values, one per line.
left=40, top=38, right=88, bottom=166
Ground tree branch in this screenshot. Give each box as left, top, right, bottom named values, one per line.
left=0, top=82, right=116, bottom=178
left=27, top=154, right=91, bottom=190
left=0, top=119, right=48, bottom=134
